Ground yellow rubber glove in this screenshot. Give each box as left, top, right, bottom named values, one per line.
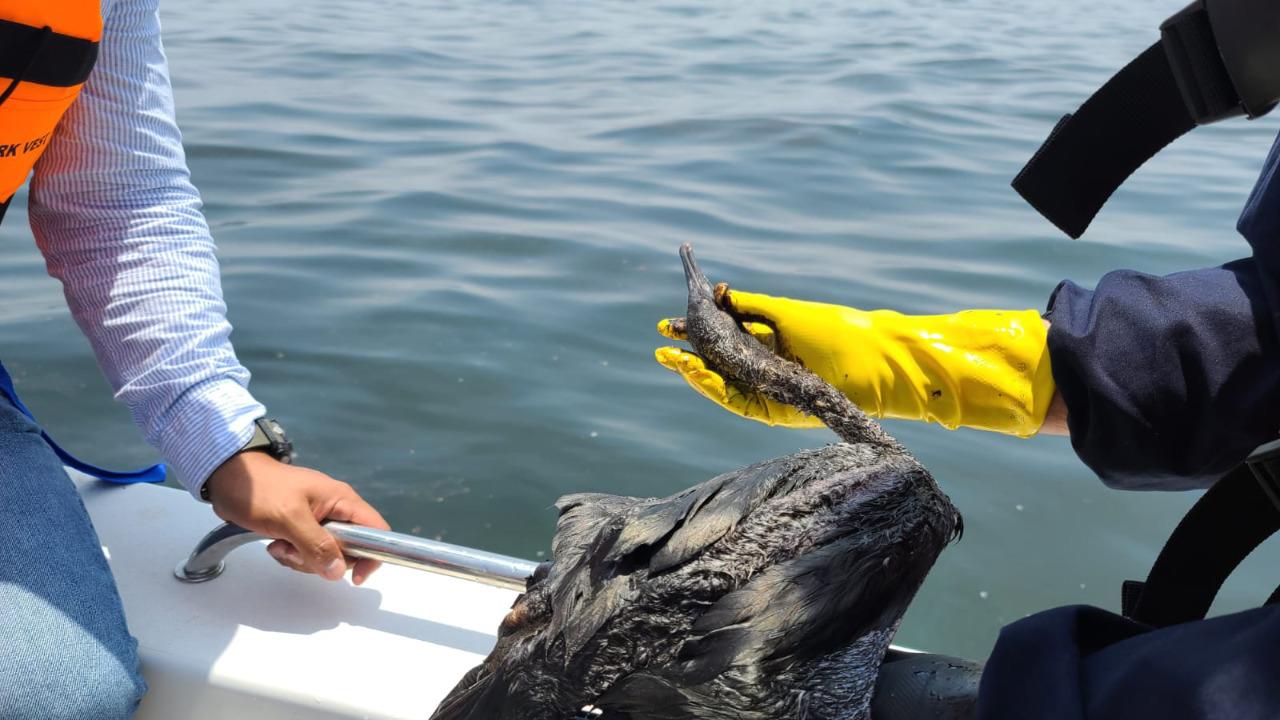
left=655, top=289, right=1055, bottom=437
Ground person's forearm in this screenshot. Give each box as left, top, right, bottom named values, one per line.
left=28, top=0, right=263, bottom=495
left=1040, top=390, right=1069, bottom=436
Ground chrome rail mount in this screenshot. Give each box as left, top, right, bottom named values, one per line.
left=176, top=521, right=539, bottom=593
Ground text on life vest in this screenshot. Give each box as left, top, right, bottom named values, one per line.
left=0, top=132, right=52, bottom=158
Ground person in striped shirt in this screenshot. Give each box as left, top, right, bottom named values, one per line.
left=0, top=2, right=388, bottom=716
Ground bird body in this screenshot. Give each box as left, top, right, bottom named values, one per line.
left=431, top=246, right=959, bottom=720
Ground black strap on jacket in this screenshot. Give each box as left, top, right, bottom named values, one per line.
left=0, top=19, right=98, bottom=89
left=1013, top=0, right=1280, bottom=239
left=1011, top=42, right=1198, bottom=240
left=1121, top=440, right=1280, bottom=628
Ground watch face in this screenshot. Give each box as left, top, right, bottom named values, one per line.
left=256, top=417, right=295, bottom=463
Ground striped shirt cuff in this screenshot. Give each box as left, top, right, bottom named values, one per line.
left=153, top=377, right=266, bottom=499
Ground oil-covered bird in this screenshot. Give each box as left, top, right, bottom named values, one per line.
left=431, top=244, right=961, bottom=720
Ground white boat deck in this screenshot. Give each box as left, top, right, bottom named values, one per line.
left=76, top=472, right=514, bottom=719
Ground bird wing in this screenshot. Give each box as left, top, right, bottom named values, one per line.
left=588, top=537, right=927, bottom=720
left=544, top=450, right=835, bottom=659
left=594, top=464, right=955, bottom=715
left=429, top=664, right=510, bottom=720
left=676, top=464, right=952, bottom=681
left=676, top=532, right=916, bottom=682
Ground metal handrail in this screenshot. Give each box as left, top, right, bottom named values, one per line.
left=175, top=521, right=539, bottom=593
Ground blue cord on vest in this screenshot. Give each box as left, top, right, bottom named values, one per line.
left=0, top=360, right=165, bottom=484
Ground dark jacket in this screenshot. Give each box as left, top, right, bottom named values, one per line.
left=978, top=130, right=1280, bottom=719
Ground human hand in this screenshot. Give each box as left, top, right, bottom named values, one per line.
left=655, top=287, right=1056, bottom=437
left=204, top=452, right=391, bottom=585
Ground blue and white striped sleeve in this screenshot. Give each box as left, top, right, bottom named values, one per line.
left=26, top=0, right=265, bottom=498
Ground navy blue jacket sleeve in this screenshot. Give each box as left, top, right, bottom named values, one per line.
left=1046, top=130, right=1280, bottom=490
left=1045, top=259, right=1280, bottom=489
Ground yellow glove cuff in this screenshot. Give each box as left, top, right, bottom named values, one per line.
left=816, top=307, right=1055, bottom=437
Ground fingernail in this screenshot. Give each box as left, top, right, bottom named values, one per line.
left=324, top=558, right=345, bottom=580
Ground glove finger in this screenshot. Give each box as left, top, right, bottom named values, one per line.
left=741, top=321, right=777, bottom=352
left=655, top=348, right=741, bottom=409
left=656, top=318, right=687, bottom=341
left=658, top=316, right=775, bottom=353
left=738, top=385, right=826, bottom=428
left=668, top=347, right=821, bottom=428
left=656, top=347, right=826, bottom=428
left=656, top=349, right=735, bottom=407
left=721, top=288, right=786, bottom=318
left=655, top=346, right=702, bottom=374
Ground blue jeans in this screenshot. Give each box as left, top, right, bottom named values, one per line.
left=0, top=396, right=146, bottom=718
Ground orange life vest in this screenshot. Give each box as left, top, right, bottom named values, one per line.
left=0, top=2, right=162, bottom=484
left=0, top=0, right=102, bottom=223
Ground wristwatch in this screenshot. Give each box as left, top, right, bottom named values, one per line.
left=242, top=417, right=295, bottom=463
left=200, top=417, right=295, bottom=502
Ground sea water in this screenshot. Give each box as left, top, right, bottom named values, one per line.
left=1, top=0, right=1276, bottom=658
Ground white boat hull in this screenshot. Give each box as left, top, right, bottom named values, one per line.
left=77, top=472, right=513, bottom=719
left=79, top=471, right=921, bottom=718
